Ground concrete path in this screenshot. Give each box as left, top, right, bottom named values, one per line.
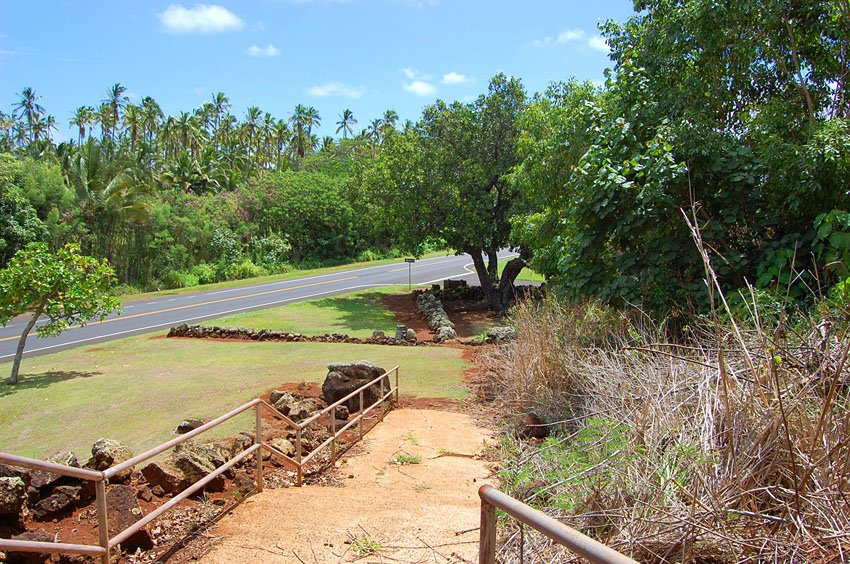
left=200, top=409, right=494, bottom=563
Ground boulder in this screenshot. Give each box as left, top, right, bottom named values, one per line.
left=175, top=419, right=206, bottom=434
left=372, top=330, right=385, bottom=338
left=29, top=452, right=79, bottom=492
left=487, top=326, right=517, bottom=343
left=270, top=438, right=295, bottom=457
left=230, top=432, right=255, bottom=459
left=32, top=485, right=82, bottom=521
left=405, top=328, right=417, bottom=341
left=88, top=439, right=133, bottom=482
left=140, top=461, right=188, bottom=495
left=233, top=471, right=256, bottom=493
left=0, top=464, right=31, bottom=488
left=322, top=362, right=389, bottom=410
left=287, top=399, right=322, bottom=422
left=334, top=405, right=350, bottom=421
left=269, top=390, right=290, bottom=405
left=0, top=476, right=26, bottom=517
left=170, top=442, right=225, bottom=492
left=6, top=529, right=53, bottom=564
left=272, top=392, right=297, bottom=415
left=394, top=325, right=408, bottom=340
left=106, top=485, right=154, bottom=552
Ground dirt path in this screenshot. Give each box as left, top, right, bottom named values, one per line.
left=199, top=409, right=495, bottom=563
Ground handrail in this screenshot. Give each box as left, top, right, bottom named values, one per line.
left=0, top=365, right=400, bottom=564
left=0, top=452, right=105, bottom=482
left=478, top=485, right=638, bottom=564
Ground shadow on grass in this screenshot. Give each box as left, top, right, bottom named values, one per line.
left=0, top=371, right=102, bottom=397
left=311, top=292, right=399, bottom=334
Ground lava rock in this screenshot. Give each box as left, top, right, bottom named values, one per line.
left=107, top=485, right=154, bottom=552
left=175, top=419, right=207, bottom=434
left=32, top=485, right=82, bottom=521
left=140, top=461, right=188, bottom=495
left=87, top=439, right=133, bottom=482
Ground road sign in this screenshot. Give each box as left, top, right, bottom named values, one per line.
left=405, top=259, right=415, bottom=288
left=404, top=258, right=415, bottom=263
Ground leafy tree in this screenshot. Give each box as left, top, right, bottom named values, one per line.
left=0, top=243, right=120, bottom=385
left=364, top=74, right=528, bottom=308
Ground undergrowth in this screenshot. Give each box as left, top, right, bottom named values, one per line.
left=487, top=285, right=850, bottom=561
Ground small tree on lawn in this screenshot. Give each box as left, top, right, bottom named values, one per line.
left=0, top=243, right=120, bottom=385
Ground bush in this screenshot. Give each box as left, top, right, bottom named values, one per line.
left=161, top=269, right=199, bottom=289
left=488, top=294, right=850, bottom=561
left=189, top=263, right=218, bottom=285
left=222, top=259, right=268, bottom=281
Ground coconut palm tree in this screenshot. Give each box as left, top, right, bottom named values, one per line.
left=14, top=86, right=44, bottom=143
left=123, top=104, right=143, bottom=152
left=70, top=106, right=94, bottom=145
left=102, top=83, right=128, bottom=140
left=210, top=92, right=230, bottom=132
left=336, top=109, right=357, bottom=139
left=305, top=106, right=321, bottom=138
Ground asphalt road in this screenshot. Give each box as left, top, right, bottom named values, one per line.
left=0, top=252, right=511, bottom=362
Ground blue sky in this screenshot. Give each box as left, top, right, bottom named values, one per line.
left=0, top=0, right=635, bottom=140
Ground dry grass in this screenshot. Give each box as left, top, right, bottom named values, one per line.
left=488, top=285, right=850, bottom=559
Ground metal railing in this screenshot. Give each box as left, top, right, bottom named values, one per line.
left=0, top=366, right=399, bottom=563
left=478, top=484, right=638, bottom=564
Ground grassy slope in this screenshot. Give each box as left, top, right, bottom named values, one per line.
left=499, top=263, right=546, bottom=283
left=0, top=336, right=466, bottom=459
left=120, top=251, right=452, bottom=302
left=210, top=286, right=405, bottom=338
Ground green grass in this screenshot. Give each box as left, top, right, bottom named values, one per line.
left=210, top=286, right=405, bottom=338
left=498, top=262, right=546, bottom=283
left=392, top=452, right=422, bottom=465
left=119, top=251, right=452, bottom=302
left=0, top=335, right=467, bottom=459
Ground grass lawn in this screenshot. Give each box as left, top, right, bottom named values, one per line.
left=210, top=286, right=406, bottom=338
left=499, top=262, right=546, bottom=283
left=0, top=336, right=467, bottom=460
left=120, top=251, right=452, bottom=302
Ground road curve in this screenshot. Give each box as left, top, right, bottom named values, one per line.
left=0, top=252, right=511, bottom=362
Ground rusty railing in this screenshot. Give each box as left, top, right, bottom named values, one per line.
left=478, top=484, right=638, bottom=564
left=0, top=366, right=399, bottom=563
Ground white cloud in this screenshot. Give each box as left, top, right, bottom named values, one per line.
left=557, top=28, right=585, bottom=43
left=307, top=82, right=367, bottom=98
left=403, top=67, right=433, bottom=81
left=159, top=4, right=244, bottom=34
left=403, top=80, right=437, bottom=97
left=247, top=43, right=280, bottom=57
left=531, top=28, right=589, bottom=48
left=442, top=71, right=472, bottom=86
left=588, top=35, right=610, bottom=52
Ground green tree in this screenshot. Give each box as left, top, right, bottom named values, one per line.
left=336, top=109, right=357, bottom=140
left=364, top=74, right=529, bottom=308
left=0, top=243, right=120, bottom=385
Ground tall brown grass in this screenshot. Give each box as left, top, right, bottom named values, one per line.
left=488, top=289, right=850, bottom=562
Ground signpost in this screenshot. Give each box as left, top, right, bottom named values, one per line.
left=405, top=258, right=415, bottom=289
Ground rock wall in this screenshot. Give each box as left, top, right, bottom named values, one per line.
left=167, top=324, right=426, bottom=346
left=415, top=290, right=457, bottom=342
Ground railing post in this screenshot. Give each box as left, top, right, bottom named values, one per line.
left=95, top=480, right=110, bottom=564
left=296, top=427, right=303, bottom=487
left=255, top=404, right=263, bottom=493
left=479, top=497, right=496, bottom=564
left=395, top=367, right=400, bottom=403
left=330, top=413, right=337, bottom=464
left=358, top=390, right=364, bottom=440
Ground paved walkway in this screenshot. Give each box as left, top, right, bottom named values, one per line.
left=200, top=409, right=494, bottom=563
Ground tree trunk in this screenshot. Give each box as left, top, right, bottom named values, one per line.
left=7, top=309, right=41, bottom=385
left=466, top=248, right=495, bottom=305
left=498, top=256, right=528, bottom=307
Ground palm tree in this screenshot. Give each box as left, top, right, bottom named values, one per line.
left=14, top=86, right=45, bottom=143
left=102, top=83, right=128, bottom=140
left=366, top=118, right=383, bottom=145
left=210, top=92, right=230, bottom=132
left=305, top=106, right=321, bottom=138
left=290, top=104, right=309, bottom=159
left=141, top=96, right=163, bottom=144
left=70, top=106, right=94, bottom=145
left=336, top=109, right=357, bottom=140
left=382, top=109, right=399, bottom=129
left=320, top=136, right=336, bottom=152
left=244, top=106, right=262, bottom=160
left=123, top=104, right=143, bottom=152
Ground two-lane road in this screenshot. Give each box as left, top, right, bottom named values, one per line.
left=0, top=252, right=510, bottom=362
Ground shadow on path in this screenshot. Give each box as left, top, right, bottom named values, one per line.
left=0, top=371, right=102, bottom=397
